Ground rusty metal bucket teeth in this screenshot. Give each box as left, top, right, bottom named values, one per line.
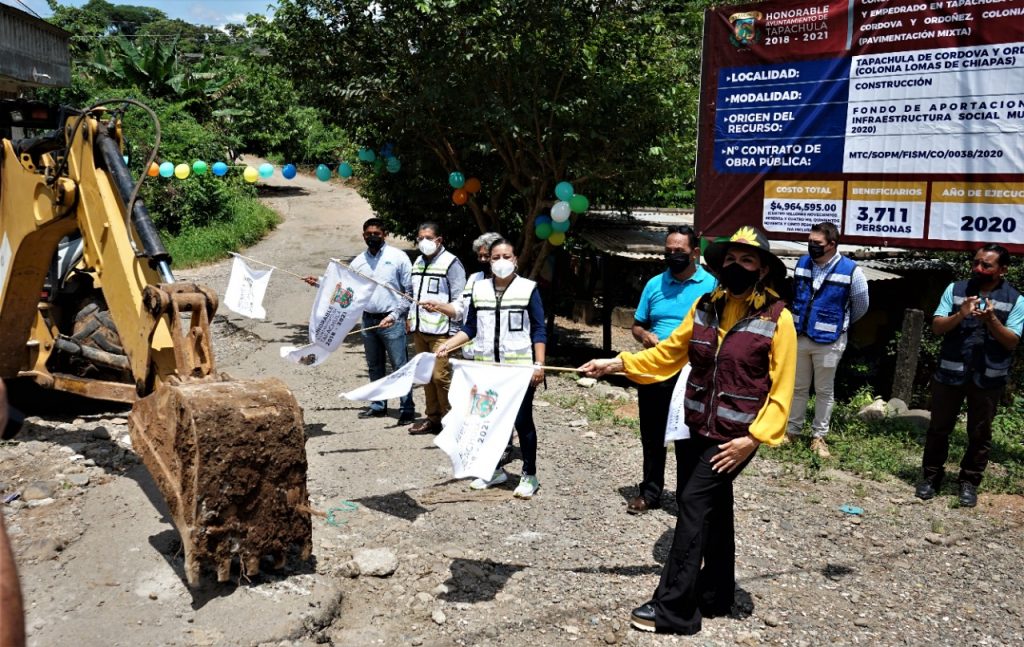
left=128, top=376, right=312, bottom=587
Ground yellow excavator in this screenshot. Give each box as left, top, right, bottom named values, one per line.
left=0, top=98, right=312, bottom=587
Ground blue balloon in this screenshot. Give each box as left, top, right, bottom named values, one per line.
left=316, top=164, right=332, bottom=181
left=552, top=219, right=570, bottom=233
left=338, top=162, right=354, bottom=178
left=386, top=157, right=401, bottom=173
left=258, top=163, right=274, bottom=178
left=448, top=171, right=465, bottom=189
left=212, top=161, right=229, bottom=177
left=158, top=161, right=174, bottom=178
left=380, top=142, right=394, bottom=158
left=358, top=147, right=376, bottom=163
left=534, top=214, right=552, bottom=226
left=282, top=163, right=297, bottom=179
left=555, top=181, right=575, bottom=202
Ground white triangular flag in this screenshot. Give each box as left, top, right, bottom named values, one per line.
left=341, top=352, right=436, bottom=401
left=224, top=255, right=272, bottom=319
left=281, top=261, right=377, bottom=366
left=664, top=363, right=693, bottom=444
left=434, top=359, right=535, bottom=481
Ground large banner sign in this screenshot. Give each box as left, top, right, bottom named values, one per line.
left=697, top=0, right=1024, bottom=251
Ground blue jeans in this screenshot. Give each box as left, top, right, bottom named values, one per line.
left=361, top=313, right=414, bottom=415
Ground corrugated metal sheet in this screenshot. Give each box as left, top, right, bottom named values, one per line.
left=0, top=4, right=70, bottom=92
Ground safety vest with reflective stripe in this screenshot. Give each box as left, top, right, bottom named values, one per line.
left=935, top=278, right=1020, bottom=389
left=469, top=276, right=537, bottom=365
left=791, top=254, right=857, bottom=343
left=683, top=295, right=785, bottom=442
left=409, top=249, right=461, bottom=335
left=458, top=271, right=485, bottom=358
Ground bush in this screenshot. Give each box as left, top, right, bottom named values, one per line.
left=164, top=195, right=280, bottom=268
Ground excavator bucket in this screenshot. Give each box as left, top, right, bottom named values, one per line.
left=128, top=375, right=312, bottom=587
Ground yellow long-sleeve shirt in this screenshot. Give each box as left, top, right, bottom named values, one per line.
left=619, top=294, right=797, bottom=446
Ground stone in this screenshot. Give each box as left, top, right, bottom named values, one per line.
left=854, top=618, right=871, bottom=628
left=576, top=377, right=597, bottom=388
left=764, top=613, right=781, bottom=627
left=896, top=409, right=931, bottom=430
left=568, top=419, right=589, bottom=428
left=67, top=474, right=90, bottom=487
left=335, top=560, right=360, bottom=578
left=90, top=426, right=111, bottom=440
left=593, top=383, right=631, bottom=401
left=856, top=399, right=887, bottom=421
left=22, top=481, right=55, bottom=501
left=886, top=398, right=909, bottom=415
left=610, top=306, right=636, bottom=329
left=27, top=497, right=55, bottom=508
left=603, top=632, right=618, bottom=644
left=430, top=584, right=449, bottom=596
left=924, top=533, right=945, bottom=546
left=353, top=548, right=398, bottom=577
left=582, top=431, right=598, bottom=439
left=431, top=609, right=446, bottom=625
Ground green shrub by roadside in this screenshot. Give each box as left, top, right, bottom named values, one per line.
left=163, top=195, right=279, bottom=268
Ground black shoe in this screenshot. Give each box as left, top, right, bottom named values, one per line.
left=630, top=602, right=657, bottom=632
left=397, top=411, right=415, bottom=425
left=914, top=481, right=937, bottom=500
left=958, top=482, right=978, bottom=507
left=358, top=408, right=387, bottom=419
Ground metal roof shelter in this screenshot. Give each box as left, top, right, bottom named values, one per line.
left=0, top=4, right=70, bottom=96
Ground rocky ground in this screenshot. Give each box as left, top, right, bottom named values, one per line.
left=2, top=168, right=1022, bottom=646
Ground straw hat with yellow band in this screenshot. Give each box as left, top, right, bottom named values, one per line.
left=703, top=225, right=787, bottom=308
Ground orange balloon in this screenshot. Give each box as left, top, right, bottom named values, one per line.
left=464, top=177, right=481, bottom=194
left=147, top=162, right=159, bottom=177
left=452, top=189, right=469, bottom=205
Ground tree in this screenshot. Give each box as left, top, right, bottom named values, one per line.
left=263, top=0, right=701, bottom=271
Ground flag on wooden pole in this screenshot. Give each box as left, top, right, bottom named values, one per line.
left=223, top=255, right=273, bottom=319
left=341, top=352, right=436, bottom=401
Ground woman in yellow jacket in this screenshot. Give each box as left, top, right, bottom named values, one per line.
left=581, top=226, right=796, bottom=636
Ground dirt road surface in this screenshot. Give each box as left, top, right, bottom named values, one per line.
left=2, top=167, right=1022, bottom=646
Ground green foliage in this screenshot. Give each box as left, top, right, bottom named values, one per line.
left=264, top=0, right=703, bottom=268
left=777, top=387, right=1024, bottom=495
left=164, top=196, right=280, bottom=267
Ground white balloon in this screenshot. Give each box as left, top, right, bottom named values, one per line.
left=551, top=201, right=571, bottom=222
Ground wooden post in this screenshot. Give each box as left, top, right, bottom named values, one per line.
left=602, top=254, right=614, bottom=353
left=892, top=308, right=924, bottom=402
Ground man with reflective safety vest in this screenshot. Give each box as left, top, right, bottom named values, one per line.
left=786, top=222, right=869, bottom=459
left=406, top=222, right=466, bottom=435
left=916, top=244, right=1024, bottom=508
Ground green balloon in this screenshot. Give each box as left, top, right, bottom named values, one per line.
left=569, top=194, right=589, bottom=213
left=535, top=223, right=553, bottom=239
left=192, top=160, right=208, bottom=175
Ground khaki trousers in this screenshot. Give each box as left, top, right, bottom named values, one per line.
left=414, top=332, right=452, bottom=423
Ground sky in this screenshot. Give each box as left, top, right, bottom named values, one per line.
left=3, top=0, right=275, bottom=29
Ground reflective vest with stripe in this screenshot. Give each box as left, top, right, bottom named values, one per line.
left=683, top=296, right=785, bottom=442
left=458, top=271, right=485, bottom=358
left=791, top=255, right=857, bottom=343
left=409, top=249, right=461, bottom=335
left=935, top=279, right=1020, bottom=389
left=469, top=276, right=536, bottom=365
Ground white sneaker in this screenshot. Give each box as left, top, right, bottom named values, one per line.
left=513, top=474, right=539, bottom=499
left=470, top=469, right=508, bottom=490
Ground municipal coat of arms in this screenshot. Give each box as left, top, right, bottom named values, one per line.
left=331, top=282, right=354, bottom=308
left=468, top=385, right=498, bottom=418
left=728, top=11, right=762, bottom=48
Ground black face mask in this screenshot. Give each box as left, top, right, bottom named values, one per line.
left=720, top=262, right=760, bottom=294
left=366, top=234, right=384, bottom=252
left=808, top=242, right=827, bottom=259
left=665, top=252, right=691, bottom=274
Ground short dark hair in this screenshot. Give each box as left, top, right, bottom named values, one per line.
left=418, top=221, right=442, bottom=237
left=488, top=237, right=516, bottom=254
left=811, top=222, right=840, bottom=245
left=979, top=243, right=1011, bottom=267
left=666, top=225, right=699, bottom=251
left=363, top=217, right=385, bottom=232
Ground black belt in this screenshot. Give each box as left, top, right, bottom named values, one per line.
left=364, top=312, right=389, bottom=319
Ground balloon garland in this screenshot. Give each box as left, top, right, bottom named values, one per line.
left=533, top=180, right=589, bottom=247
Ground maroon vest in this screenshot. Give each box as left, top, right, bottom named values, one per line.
left=683, top=296, right=786, bottom=442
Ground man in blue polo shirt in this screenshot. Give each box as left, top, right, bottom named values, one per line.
left=627, top=226, right=717, bottom=513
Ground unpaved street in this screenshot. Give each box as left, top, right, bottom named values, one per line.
left=2, top=169, right=1023, bottom=646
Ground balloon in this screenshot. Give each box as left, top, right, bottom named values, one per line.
left=452, top=189, right=468, bottom=205
left=358, top=147, right=376, bottom=163
left=243, top=166, right=259, bottom=183
left=555, top=181, right=574, bottom=202
left=386, top=157, right=401, bottom=173
left=552, top=219, right=570, bottom=233
left=212, top=161, right=229, bottom=176
left=448, top=171, right=465, bottom=189
left=551, top=200, right=571, bottom=222
left=192, top=160, right=208, bottom=175
left=534, top=214, right=552, bottom=226
left=548, top=231, right=566, bottom=246
left=282, top=163, right=297, bottom=179
left=380, top=142, right=394, bottom=157
left=122, top=155, right=130, bottom=166
left=174, top=163, right=190, bottom=179
left=464, top=177, right=481, bottom=193
left=147, top=162, right=159, bottom=177
left=258, top=162, right=274, bottom=178
left=569, top=194, right=590, bottom=213
left=535, top=223, right=553, bottom=239
left=338, top=162, right=354, bottom=178
left=158, top=161, right=174, bottom=178
left=315, top=164, right=331, bottom=181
